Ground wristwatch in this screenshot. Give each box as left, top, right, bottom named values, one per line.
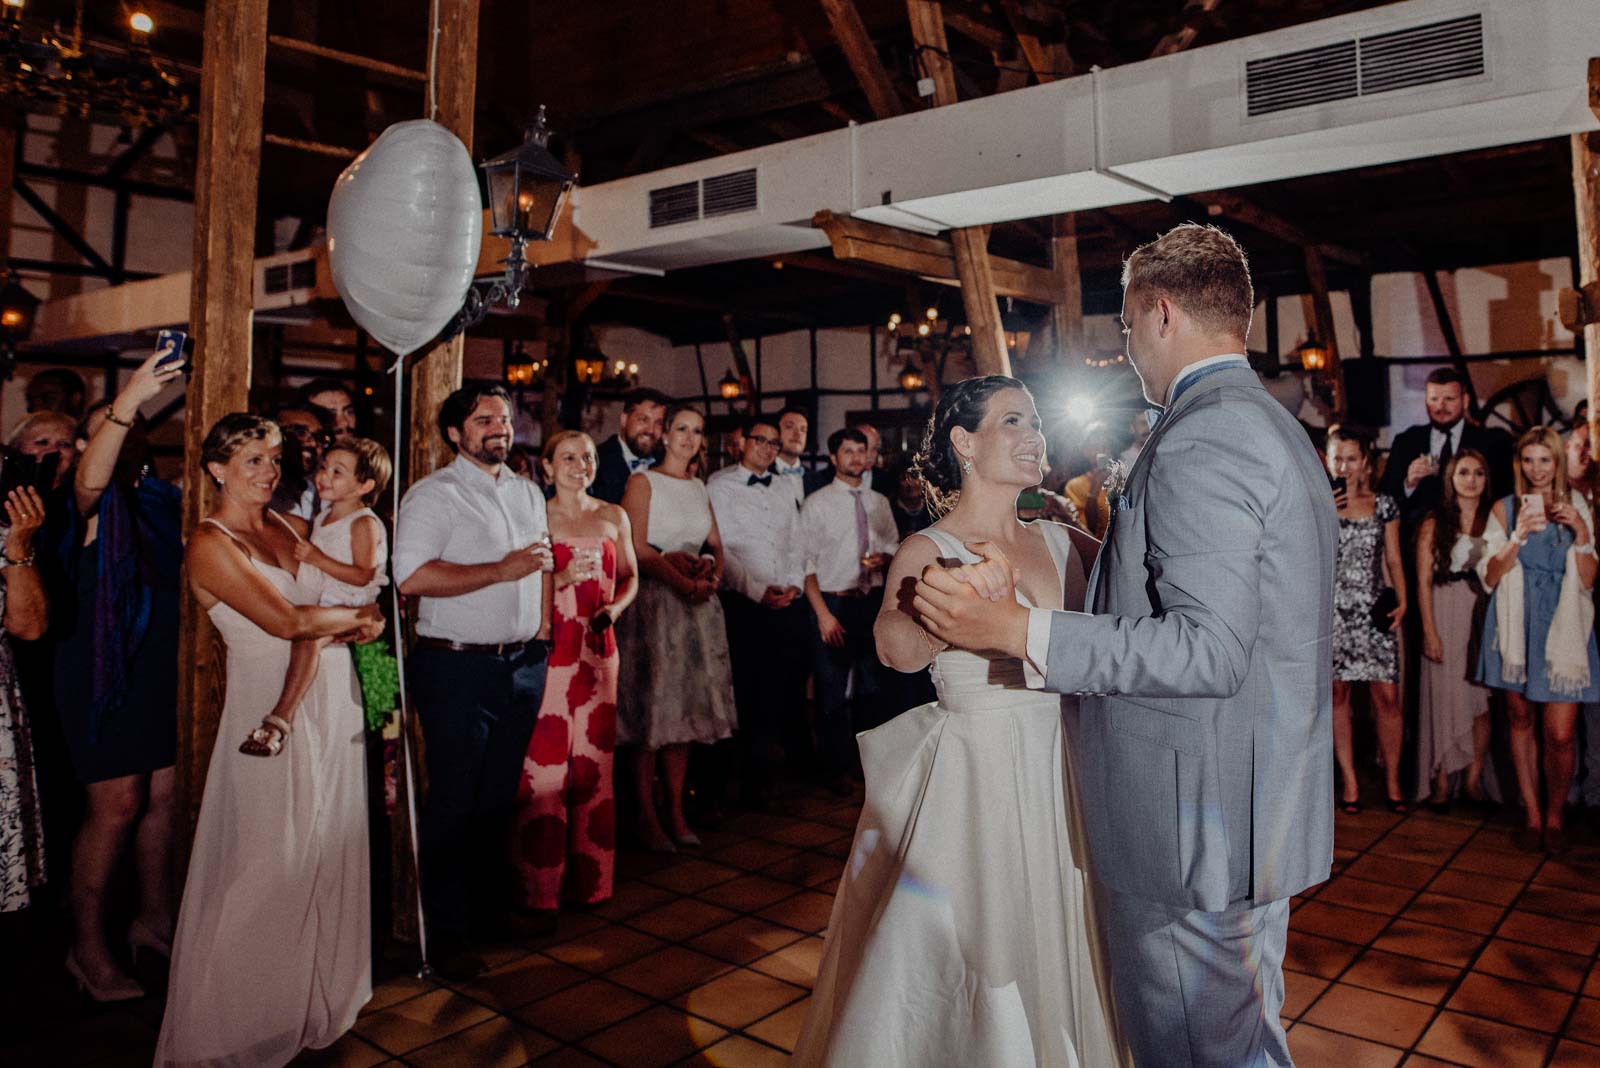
left=1577, top=541, right=1597, bottom=558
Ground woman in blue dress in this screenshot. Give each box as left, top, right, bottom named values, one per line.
left=1477, top=426, right=1599, bottom=856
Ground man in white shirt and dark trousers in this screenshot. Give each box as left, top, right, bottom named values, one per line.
left=802, top=428, right=899, bottom=793
left=708, top=415, right=812, bottom=808
left=394, top=382, right=554, bottom=980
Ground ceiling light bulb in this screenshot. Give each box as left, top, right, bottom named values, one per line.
left=129, top=11, right=154, bottom=33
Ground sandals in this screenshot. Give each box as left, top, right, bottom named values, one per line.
left=1386, top=797, right=1411, bottom=815
left=239, top=714, right=293, bottom=757
left=1339, top=795, right=1363, bottom=816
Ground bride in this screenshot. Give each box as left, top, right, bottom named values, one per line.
left=794, top=376, right=1126, bottom=1067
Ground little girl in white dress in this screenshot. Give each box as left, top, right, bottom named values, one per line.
left=240, top=437, right=392, bottom=756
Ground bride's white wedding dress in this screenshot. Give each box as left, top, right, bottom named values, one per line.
left=794, top=522, right=1126, bottom=1067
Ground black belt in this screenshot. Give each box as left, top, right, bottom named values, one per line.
left=1438, top=571, right=1476, bottom=585
left=414, top=636, right=545, bottom=657
left=825, top=588, right=873, bottom=599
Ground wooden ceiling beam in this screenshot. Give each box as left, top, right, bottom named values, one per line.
left=1150, top=0, right=1225, bottom=59
left=818, top=0, right=905, bottom=120
left=685, top=129, right=744, bottom=154
left=997, top=0, right=1073, bottom=82
left=814, top=209, right=1062, bottom=310
left=1192, top=191, right=1366, bottom=266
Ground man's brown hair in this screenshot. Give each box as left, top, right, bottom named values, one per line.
left=1121, top=223, right=1254, bottom=340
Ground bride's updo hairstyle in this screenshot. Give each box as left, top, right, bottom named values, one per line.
left=201, top=412, right=279, bottom=487
left=913, top=374, right=1028, bottom=515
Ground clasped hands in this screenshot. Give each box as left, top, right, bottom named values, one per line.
left=663, top=550, right=719, bottom=604
left=912, top=541, right=1030, bottom=660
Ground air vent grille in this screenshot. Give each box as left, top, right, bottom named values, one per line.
left=1246, top=12, right=1486, bottom=118
left=648, top=181, right=699, bottom=228
left=648, top=169, right=760, bottom=228
left=1359, top=14, right=1484, bottom=95
left=1246, top=41, right=1358, bottom=117
left=701, top=168, right=758, bottom=218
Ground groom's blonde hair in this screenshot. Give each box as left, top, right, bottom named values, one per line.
left=1122, top=223, right=1253, bottom=341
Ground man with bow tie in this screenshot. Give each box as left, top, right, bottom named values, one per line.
left=591, top=387, right=669, bottom=503
left=708, top=416, right=811, bottom=807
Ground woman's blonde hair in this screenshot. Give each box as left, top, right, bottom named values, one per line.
left=1514, top=425, right=1568, bottom=500
left=8, top=410, right=76, bottom=449
left=200, top=413, right=279, bottom=486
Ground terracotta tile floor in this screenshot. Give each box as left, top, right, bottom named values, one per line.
left=9, top=783, right=1600, bottom=1066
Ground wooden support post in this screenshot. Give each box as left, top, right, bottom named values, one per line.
left=1576, top=60, right=1600, bottom=451
left=907, top=0, right=1009, bottom=376
left=176, top=0, right=269, bottom=842
left=1422, top=268, right=1480, bottom=414
left=0, top=108, right=15, bottom=259
left=1303, top=246, right=1345, bottom=419
left=1050, top=214, right=1083, bottom=365
left=407, top=0, right=479, bottom=488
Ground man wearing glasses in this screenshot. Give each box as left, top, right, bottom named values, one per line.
left=708, top=416, right=811, bottom=807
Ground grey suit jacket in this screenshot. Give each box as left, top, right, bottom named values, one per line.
left=1044, top=365, right=1335, bottom=912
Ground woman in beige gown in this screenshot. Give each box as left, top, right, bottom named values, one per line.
left=156, top=414, right=382, bottom=1068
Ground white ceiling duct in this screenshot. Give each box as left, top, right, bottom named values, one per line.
left=555, top=0, right=1597, bottom=269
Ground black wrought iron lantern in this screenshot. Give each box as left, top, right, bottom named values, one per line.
left=483, top=106, right=577, bottom=246
left=718, top=369, right=743, bottom=401
left=897, top=358, right=925, bottom=392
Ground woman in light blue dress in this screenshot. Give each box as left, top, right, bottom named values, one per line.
left=1477, top=426, right=1599, bottom=856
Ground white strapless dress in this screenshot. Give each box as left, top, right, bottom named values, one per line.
left=794, top=523, right=1126, bottom=1067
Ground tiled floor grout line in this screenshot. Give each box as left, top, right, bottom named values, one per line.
left=374, top=810, right=855, bottom=1065
left=1290, top=808, right=1491, bottom=1061
left=1291, top=807, right=1600, bottom=1066
left=1541, top=930, right=1600, bottom=1068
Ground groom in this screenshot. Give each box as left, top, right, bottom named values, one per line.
left=915, top=224, right=1335, bottom=1067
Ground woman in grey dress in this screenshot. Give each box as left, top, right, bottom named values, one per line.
left=617, top=405, right=737, bottom=852
left=1415, top=450, right=1493, bottom=810
left=1327, top=425, right=1406, bottom=814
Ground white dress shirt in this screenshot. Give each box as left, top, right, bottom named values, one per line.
left=708, top=464, right=805, bottom=602
left=393, top=455, right=548, bottom=643
left=801, top=480, right=900, bottom=593
left=619, top=437, right=654, bottom=473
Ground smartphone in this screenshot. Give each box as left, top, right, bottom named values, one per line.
left=1520, top=493, right=1547, bottom=523
left=1329, top=475, right=1347, bottom=497
left=154, top=328, right=192, bottom=372
left=0, top=450, right=58, bottom=499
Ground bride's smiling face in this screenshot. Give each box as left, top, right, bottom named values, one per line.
left=952, top=387, right=1047, bottom=490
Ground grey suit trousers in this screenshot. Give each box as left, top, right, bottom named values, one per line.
left=1101, top=888, right=1292, bottom=1068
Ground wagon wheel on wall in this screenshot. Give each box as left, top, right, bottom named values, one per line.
left=1479, top=376, right=1566, bottom=438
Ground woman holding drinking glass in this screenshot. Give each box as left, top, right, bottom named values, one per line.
left=511, top=431, right=638, bottom=913
left=1477, top=426, right=1599, bottom=855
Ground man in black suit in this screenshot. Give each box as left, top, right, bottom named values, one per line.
left=1379, top=367, right=1513, bottom=525
left=590, top=387, right=669, bottom=503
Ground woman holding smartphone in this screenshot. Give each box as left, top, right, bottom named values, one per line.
left=1326, top=425, right=1406, bottom=815
left=1477, top=426, right=1599, bottom=855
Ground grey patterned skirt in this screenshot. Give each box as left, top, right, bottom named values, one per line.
left=615, top=576, right=739, bottom=748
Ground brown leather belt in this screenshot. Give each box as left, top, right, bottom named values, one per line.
left=414, top=636, right=545, bottom=657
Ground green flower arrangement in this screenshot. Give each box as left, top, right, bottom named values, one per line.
left=352, top=639, right=400, bottom=733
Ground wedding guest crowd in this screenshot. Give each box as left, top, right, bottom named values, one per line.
left=24, top=333, right=1600, bottom=1068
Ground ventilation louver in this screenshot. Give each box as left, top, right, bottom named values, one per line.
left=648, top=168, right=760, bottom=228
left=1246, top=12, right=1485, bottom=118
left=648, top=181, right=700, bottom=228
left=701, top=168, right=759, bottom=218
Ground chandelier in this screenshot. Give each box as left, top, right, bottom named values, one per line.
left=0, top=3, right=191, bottom=133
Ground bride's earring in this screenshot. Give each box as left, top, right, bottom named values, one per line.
left=961, top=458, right=972, bottom=474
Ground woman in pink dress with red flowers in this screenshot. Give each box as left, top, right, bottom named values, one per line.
left=513, top=431, right=638, bottom=912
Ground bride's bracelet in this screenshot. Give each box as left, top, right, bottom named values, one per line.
left=916, top=623, right=947, bottom=659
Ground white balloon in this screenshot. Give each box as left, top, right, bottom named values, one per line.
left=327, top=120, right=483, bottom=358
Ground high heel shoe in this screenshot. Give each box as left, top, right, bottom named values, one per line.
left=672, top=829, right=702, bottom=849
left=639, top=826, right=677, bottom=854
left=65, top=951, right=145, bottom=1003
left=128, top=918, right=173, bottom=964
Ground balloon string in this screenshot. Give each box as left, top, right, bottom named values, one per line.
left=427, top=0, right=441, bottom=122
